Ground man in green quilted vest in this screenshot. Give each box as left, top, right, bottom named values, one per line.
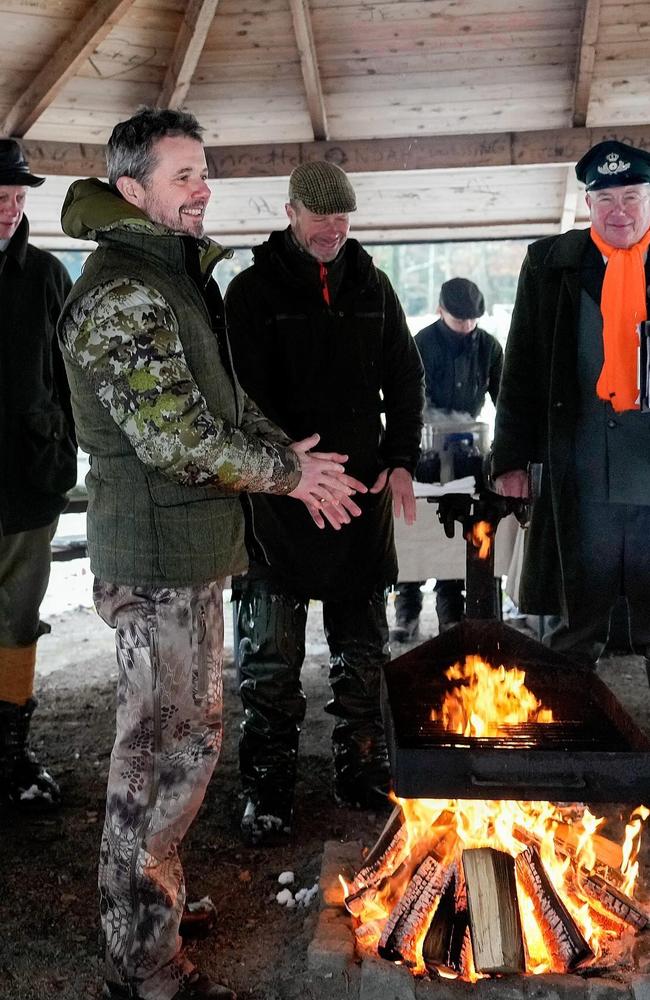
left=58, top=108, right=363, bottom=1000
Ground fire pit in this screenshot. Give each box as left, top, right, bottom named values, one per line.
left=341, top=492, right=650, bottom=985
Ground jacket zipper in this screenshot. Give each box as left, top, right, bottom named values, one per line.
left=197, top=605, right=208, bottom=699
left=124, top=617, right=162, bottom=975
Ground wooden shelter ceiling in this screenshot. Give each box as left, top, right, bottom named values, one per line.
left=1, top=0, right=649, bottom=247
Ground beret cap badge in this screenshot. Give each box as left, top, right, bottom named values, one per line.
left=598, top=152, right=631, bottom=176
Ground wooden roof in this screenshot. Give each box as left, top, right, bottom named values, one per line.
left=2, top=0, right=649, bottom=247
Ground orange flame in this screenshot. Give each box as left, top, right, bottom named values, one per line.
left=468, top=520, right=493, bottom=559
left=348, top=658, right=648, bottom=980
left=430, top=655, right=554, bottom=737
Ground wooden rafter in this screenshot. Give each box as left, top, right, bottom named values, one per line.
left=1, top=0, right=137, bottom=138
left=288, top=0, right=328, bottom=142
left=560, top=166, right=579, bottom=232
left=159, top=0, right=221, bottom=110
left=20, top=124, right=650, bottom=180
left=572, top=0, right=602, bottom=129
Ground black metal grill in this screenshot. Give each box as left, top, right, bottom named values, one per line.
left=382, top=493, right=650, bottom=802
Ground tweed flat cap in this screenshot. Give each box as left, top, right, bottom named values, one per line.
left=439, top=277, right=485, bottom=320
left=288, top=160, right=357, bottom=214
left=575, top=140, right=650, bottom=191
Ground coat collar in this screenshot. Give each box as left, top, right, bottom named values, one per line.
left=0, top=214, right=29, bottom=273
left=542, top=228, right=592, bottom=271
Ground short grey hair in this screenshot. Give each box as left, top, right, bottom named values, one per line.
left=106, top=107, right=204, bottom=187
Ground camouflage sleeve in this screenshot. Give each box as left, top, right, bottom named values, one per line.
left=239, top=392, right=293, bottom=446
left=61, top=278, right=301, bottom=494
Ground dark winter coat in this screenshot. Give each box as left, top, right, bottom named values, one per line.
left=491, top=227, right=650, bottom=617
left=0, top=215, right=76, bottom=536
left=414, top=318, right=503, bottom=416
left=225, top=229, right=424, bottom=600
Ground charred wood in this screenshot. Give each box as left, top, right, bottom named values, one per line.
left=463, top=847, right=526, bottom=975
left=582, top=872, right=649, bottom=931
left=515, top=845, right=593, bottom=972
left=378, top=855, right=451, bottom=966
left=422, top=863, right=463, bottom=974
left=350, top=805, right=407, bottom=894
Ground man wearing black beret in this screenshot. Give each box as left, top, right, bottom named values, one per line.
left=492, top=139, right=650, bottom=670
left=0, top=140, right=76, bottom=809
left=392, top=277, right=503, bottom=642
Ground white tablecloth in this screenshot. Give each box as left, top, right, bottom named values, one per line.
left=393, top=498, right=522, bottom=582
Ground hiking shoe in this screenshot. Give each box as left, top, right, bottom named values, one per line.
left=103, top=970, right=236, bottom=999
left=240, top=796, right=292, bottom=846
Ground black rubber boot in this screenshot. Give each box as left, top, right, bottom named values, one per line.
left=434, top=579, right=465, bottom=631
left=391, top=582, right=423, bottom=643
left=0, top=697, right=61, bottom=809
left=324, top=590, right=393, bottom=811
left=237, top=580, right=308, bottom=845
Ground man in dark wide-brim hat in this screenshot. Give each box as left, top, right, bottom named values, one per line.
left=0, top=139, right=77, bottom=809
left=492, top=139, right=650, bottom=671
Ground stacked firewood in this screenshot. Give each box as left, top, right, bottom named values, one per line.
left=344, top=806, right=649, bottom=980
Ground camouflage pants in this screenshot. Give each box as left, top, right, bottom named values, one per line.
left=94, top=578, right=225, bottom=1000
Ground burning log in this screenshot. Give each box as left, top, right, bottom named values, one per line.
left=378, top=855, right=452, bottom=966
left=582, top=871, right=649, bottom=931
left=515, top=845, right=594, bottom=972
left=513, top=822, right=625, bottom=885
left=554, top=822, right=624, bottom=871
left=420, top=863, right=473, bottom=976
left=349, top=806, right=407, bottom=894
left=462, top=847, right=526, bottom=974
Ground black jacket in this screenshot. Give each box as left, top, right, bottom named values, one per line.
left=225, top=229, right=424, bottom=600
left=414, top=317, right=503, bottom=416
left=0, top=216, right=76, bottom=536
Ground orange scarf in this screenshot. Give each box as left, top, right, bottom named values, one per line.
left=590, top=226, right=650, bottom=411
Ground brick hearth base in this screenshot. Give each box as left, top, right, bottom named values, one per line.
left=309, top=841, right=650, bottom=1000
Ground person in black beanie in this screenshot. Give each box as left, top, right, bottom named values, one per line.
left=0, top=139, right=77, bottom=809
left=391, top=277, right=503, bottom=642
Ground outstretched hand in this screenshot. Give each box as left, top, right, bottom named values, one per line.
left=289, top=434, right=367, bottom=529
left=370, top=466, right=416, bottom=526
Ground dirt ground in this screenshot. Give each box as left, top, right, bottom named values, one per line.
left=2, top=588, right=650, bottom=1000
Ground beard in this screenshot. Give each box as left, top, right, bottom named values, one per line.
left=142, top=191, right=206, bottom=237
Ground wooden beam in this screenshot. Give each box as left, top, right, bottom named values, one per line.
left=560, top=166, right=579, bottom=232
left=288, top=0, right=329, bottom=142
left=159, top=0, right=221, bottom=110
left=572, top=0, right=602, bottom=128
left=2, top=0, right=137, bottom=138
left=20, top=124, right=650, bottom=180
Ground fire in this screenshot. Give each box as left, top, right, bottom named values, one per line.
left=431, top=655, right=554, bottom=737
left=346, top=657, right=649, bottom=982
left=468, top=520, right=493, bottom=559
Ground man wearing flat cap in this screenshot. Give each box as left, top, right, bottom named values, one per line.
left=492, top=139, right=650, bottom=670
left=0, top=139, right=76, bottom=809
left=393, top=277, right=503, bottom=642
left=225, top=159, right=424, bottom=844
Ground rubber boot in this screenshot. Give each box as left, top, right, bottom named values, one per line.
left=391, top=582, right=422, bottom=643
left=434, top=579, right=465, bottom=632
left=0, top=697, right=61, bottom=809
left=237, top=581, right=308, bottom=845
left=325, top=590, right=392, bottom=811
